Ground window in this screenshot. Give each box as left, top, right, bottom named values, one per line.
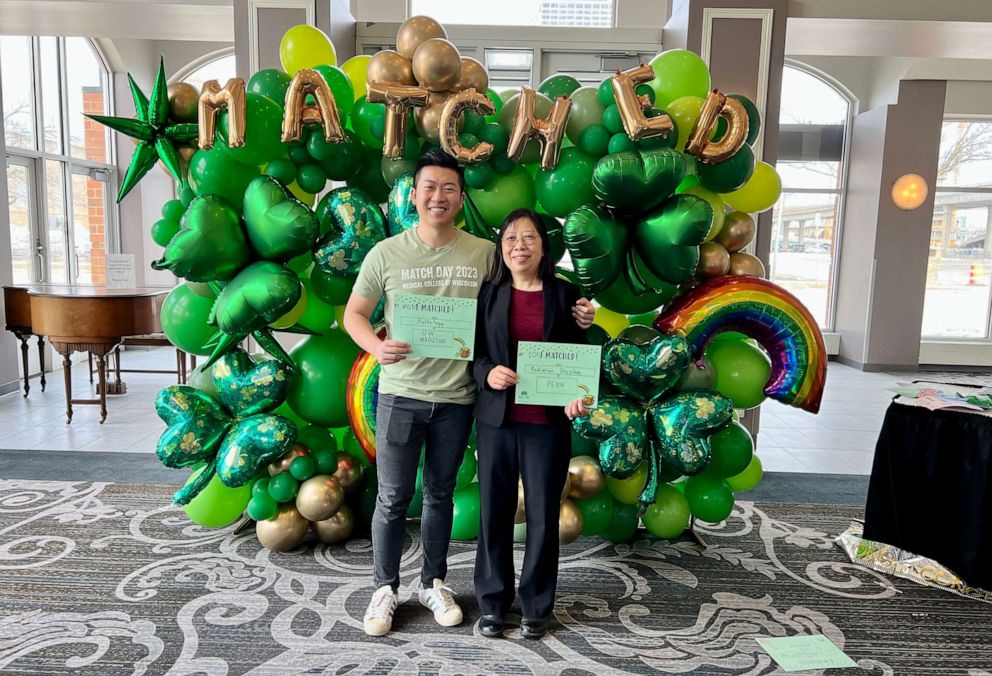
left=409, top=0, right=614, bottom=27
left=2, top=36, right=115, bottom=285
left=921, top=120, right=992, bottom=340
left=176, top=52, right=237, bottom=92
left=768, top=63, right=854, bottom=330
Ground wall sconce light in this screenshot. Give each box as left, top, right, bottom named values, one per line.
left=891, top=173, right=928, bottom=210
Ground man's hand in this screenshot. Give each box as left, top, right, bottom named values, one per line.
left=486, top=365, right=518, bottom=390
left=572, top=297, right=595, bottom=330
left=565, top=398, right=590, bottom=420
left=375, top=338, right=411, bottom=365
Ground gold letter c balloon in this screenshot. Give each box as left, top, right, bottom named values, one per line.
left=439, top=89, right=496, bottom=164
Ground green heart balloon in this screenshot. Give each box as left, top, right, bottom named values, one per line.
left=212, top=261, right=302, bottom=336
left=563, top=204, right=628, bottom=295
left=633, top=194, right=713, bottom=285
left=215, top=414, right=297, bottom=488
left=651, top=391, right=734, bottom=474
left=386, top=173, right=417, bottom=235
left=573, top=396, right=648, bottom=479
left=151, top=196, right=250, bottom=281
left=591, top=148, right=686, bottom=213
left=155, top=385, right=231, bottom=470
left=211, top=348, right=292, bottom=418
left=243, top=175, right=320, bottom=262
left=602, top=325, right=692, bottom=402
left=313, top=187, right=388, bottom=277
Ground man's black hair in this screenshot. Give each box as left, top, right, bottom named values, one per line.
left=413, top=149, right=465, bottom=192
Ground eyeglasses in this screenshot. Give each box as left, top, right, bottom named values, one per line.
left=502, top=233, right=539, bottom=247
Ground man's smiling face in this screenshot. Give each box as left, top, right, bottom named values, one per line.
left=412, top=165, right=464, bottom=229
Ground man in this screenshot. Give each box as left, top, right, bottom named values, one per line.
left=344, top=150, right=595, bottom=637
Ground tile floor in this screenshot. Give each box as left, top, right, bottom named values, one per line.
left=0, top=348, right=987, bottom=475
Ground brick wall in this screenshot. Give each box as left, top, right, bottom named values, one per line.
left=83, top=87, right=107, bottom=285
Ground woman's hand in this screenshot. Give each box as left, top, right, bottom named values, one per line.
left=374, top=338, right=411, bottom=365
left=487, top=365, right=519, bottom=390
left=572, top=297, right=595, bottom=330
left=565, top=398, right=590, bottom=420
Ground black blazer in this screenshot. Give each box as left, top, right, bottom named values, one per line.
left=472, top=276, right=587, bottom=428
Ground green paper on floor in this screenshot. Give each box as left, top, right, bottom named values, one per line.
left=755, top=634, right=857, bottom=672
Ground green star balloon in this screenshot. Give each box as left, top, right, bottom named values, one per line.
left=87, top=57, right=198, bottom=202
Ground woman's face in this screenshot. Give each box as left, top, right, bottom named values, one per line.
left=501, top=217, right=544, bottom=278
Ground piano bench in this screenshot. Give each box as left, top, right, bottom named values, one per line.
left=88, top=335, right=196, bottom=386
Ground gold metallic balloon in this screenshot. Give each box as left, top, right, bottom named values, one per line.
left=714, top=211, right=756, bottom=253
left=453, top=57, right=489, bottom=93
left=312, top=504, right=355, bottom=544
left=296, top=474, right=345, bottom=522
left=567, top=455, right=606, bottom=499
left=268, top=442, right=310, bottom=477
left=282, top=68, right=345, bottom=143
left=559, top=499, right=583, bottom=545
left=440, top=89, right=495, bottom=163
left=198, top=78, right=246, bottom=149
left=255, top=504, right=309, bottom=552
left=367, top=81, right=429, bottom=158
left=332, top=451, right=364, bottom=493
left=412, top=38, right=461, bottom=92
left=507, top=87, right=572, bottom=170
left=561, top=476, right=572, bottom=503
left=611, top=65, right=675, bottom=142
left=168, top=82, right=200, bottom=123
left=698, top=241, right=731, bottom=278
left=685, top=90, right=749, bottom=164
left=414, top=91, right=457, bottom=144
left=728, top=252, right=766, bottom=278
left=396, top=15, right=447, bottom=59
left=367, top=50, right=416, bottom=86
left=515, top=479, right=526, bottom=524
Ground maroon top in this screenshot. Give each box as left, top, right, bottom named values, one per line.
left=507, top=288, right=547, bottom=424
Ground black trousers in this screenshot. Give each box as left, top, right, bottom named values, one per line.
left=475, top=420, right=571, bottom=619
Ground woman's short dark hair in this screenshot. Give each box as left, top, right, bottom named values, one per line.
left=487, top=208, right=557, bottom=284
left=414, top=150, right=464, bottom=192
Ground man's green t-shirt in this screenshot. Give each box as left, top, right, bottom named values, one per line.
left=353, top=227, right=496, bottom=404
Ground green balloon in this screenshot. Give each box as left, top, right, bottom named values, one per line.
left=151, top=218, right=180, bottom=248
left=318, top=130, right=364, bottom=181
left=160, top=283, right=218, bottom=356
left=576, top=491, right=614, bottom=535
left=288, top=143, right=311, bottom=165
left=677, top=355, right=717, bottom=392
left=348, top=149, right=390, bottom=203
left=247, top=69, right=292, bottom=104
left=455, top=448, right=478, bottom=489
left=462, top=110, right=485, bottom=136
left=484, top=88, right=504, bottom=123
left=697, top=144, right=755, bottom=193
left=577, top=124, right=611, bottom=157
left=539, top=74, right=582, bottom=100
left=382, top=157, right=417, bottom=187
left=602, top=105, right=624, bottom=134
left=641, top=484, right=690, bottom=539
left=636, top=108, right=679, bottom=151
left=188, top=147, right=260, bottom=209
left=478, top=123, right=510, bottom=155
left=683, top=475, right=734, bottom=523
left=313, top=186, right=388, bottom=276
left=451, top=483, right=481, bottom=540
left=729, top=94, right=761, bottom=145
left=183, top=465, right=252, bottom=528
left=314, top=64, right=355, bottom=119
left=213, top=261, right=303, bottom=335
left=289, top=455, right=317, bottom=481
left=265, top=157, right=298, bottom=185
left=286, top=252, right=312, bottom=274
left=597, top=78, right=616, bottom=106
left=535, top=148, right=596, bottom=217
left=592, top=148, right=686, bottom=212
left=602, top=501, right=640, bottom=542
left=705, top=338, right=772, bottom=409
left=489, top=152, right=516, bottom=175
left=464, top=162, right=495, bottom=190
left=211, top=348, right=292, bottom=417
left=252, top=478, right=271, bottom=497
left=726, top=454, right=763, bottom=492
left=595, top=265, right=673, bottom=315
left=274, top=402, right=308, bottom=429
left=571, top=428, right=599, bottom=458
left=565, top=87, right=606, bottom=145
left=152, top=195, right=250, bottom=281
left=633, top=195, right=713, bottom=285
left=286, top=330, right=360, bottom=427
left=162, top=199, right=186, bottom=222
left=648, top=49, right=711, bottom=108
left=296, top=274, right=337, bottom=334
left=562, top=203, right=627, bottom=295
left=313, top=449, right=337, bottom=474
left=297, top=163, right=327, bottom=193
left=247, top=493, right=278, bottom=521
left=310, top=268, right=356, bottom=305
left=299, top=424, right=338, bottom=454
left=541, top=214, right=566, bottom=264
left=498, top=91, right=552, bottom=134
left=607, top=132, right=635, bottom=154
left=705, top=421, right=754, bottom=478
left=467, top=165, right=535, bottom=227
left=219, top=92, right=285, bottom=165
left=350, top=465, right=378, bottom=530
left=350, top=96, right=386, bottom=149
left=268, top=472, right=300, bottom=502
left=243, top=175, right=320, bottom=262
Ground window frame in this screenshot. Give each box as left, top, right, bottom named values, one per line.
left=3, top=35, right=118, bottom=284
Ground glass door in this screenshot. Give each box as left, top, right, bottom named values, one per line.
left=6, top=156, right=42, bottom=284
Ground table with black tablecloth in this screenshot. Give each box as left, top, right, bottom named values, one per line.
left=863, top=391, right=992, bottom=590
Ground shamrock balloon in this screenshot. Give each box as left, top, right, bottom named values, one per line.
left=243, top=175, right=320, bottom=262
left=651, top=391, right=734, bottom=474
left=591, top=147, right=686, bottom=212
left=601, top=325, right=691, bottom=402
left=155, top=349, right=297, bottom=506
left=313, top=187, right=388, bottom=276
left=151, top=195, right=250, bottom=281
left=386, top=172, right=418, bottom=235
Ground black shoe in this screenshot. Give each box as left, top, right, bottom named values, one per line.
left=520, top=617, right=548, bottom=639
left=479, top=614, right=504, bottom=637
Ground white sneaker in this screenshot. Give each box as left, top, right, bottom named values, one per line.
left=418, top=579, right=463, bottom=627
left=363, top=585, right=398, bottom=636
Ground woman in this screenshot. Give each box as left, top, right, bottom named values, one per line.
left=472, top=208, right=592, bottom=639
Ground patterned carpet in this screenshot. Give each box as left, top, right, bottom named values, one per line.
left=2, top=481, right=991, bottom=675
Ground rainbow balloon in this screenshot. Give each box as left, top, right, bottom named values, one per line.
left=654, top=275, right=826, bottom=413
left=346, top=350, right=379, bottom=464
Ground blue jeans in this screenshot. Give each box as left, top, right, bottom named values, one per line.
left=372, top=393, right=474, bottom=590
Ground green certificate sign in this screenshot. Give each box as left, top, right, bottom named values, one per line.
left=514, top=341, right=602, bottom=407
left=392, top=293, right=477, bottom=360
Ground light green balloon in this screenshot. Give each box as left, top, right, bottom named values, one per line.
left=641, top=484, right=690, bottom=539
left=565, top=87, right=606, bottom=145
left=648, top=49, right=712, bottom=108
left=183, top=465, right=253, bottom=528
left=467, top=165, right=536, bottom=227
left=667, top=96, right=706, bottom=151
left=726, top=454, right=763, bottom=492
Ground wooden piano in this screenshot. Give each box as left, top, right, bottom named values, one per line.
left=3, top=285, right=168, bottom=423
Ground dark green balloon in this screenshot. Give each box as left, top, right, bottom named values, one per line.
left=289, top=455, right=317, bottom=481
left=286, top=331, right=361, bottom=428
left=268, top=472, right=300, bottom=502
left=188, top=147, right=260, bottom=209
left=211, top=348, right=292, bottom=417
left=633, top=194, right=713, bottom=284
left=248, top=493, right=278, bottom=521
left=464, top=162, right=495, bottom=190
left=243, top=175, right=320, bottom=262
left=213, top=261, right=303, bottom=335
left=696, top=143, right=755, bottom=193
left=635, top=108, right=679, bottom=151
left=265, top=157, right=298, bottom=185
left=729, top=93, right=761, bottom=145
left=484, top=88, right=503, bottom=123
left=602, top=501, right=640, bottom=542
left=310, top=268, right=356, bottom=305
left=318, top=130, right=364, bottom=181
left=562, top=203, right=627, bottom=294
left=578, top=124, right=611, bottom=157
left=313, top=186, right=388, bottom=276
left=602, top=105, right=624, bottom=134
left=297, top=163, right=327, bottom=193
left=535, top=148, right=596, bottom=217
left=592, top=148, right=686, bottom=212
left=542, top=214, right=566, bottom=264
left=462, top=110, right=485, bottom=136
left=478, top=123, right=510, bottom=155
left=597, top=78, right=615, bottom=106
left=451, top=483, right=481, bottom=541
left=347, top=150, right=390, bottom=203
left=162, top=198, right=186, bottom=222
left=152, top=195, right=249, bottom=281
left=684, top=475, right=735, bottom=523
left=252, top=478, right=271, bottom=497
left=595, top=266, right=672, bottom=315
left=313, top=64, right=355, bottom=119
left=247, top=68, right=292, bottom=104
left=288, top=143, right=311, bottom=166
left=576, top=492, right=614, bottom=535
left=489, top=152, right=516, bottom=175
left=607, top=133, right=635, bottom=154
left=218, top=92, right=285, bottom=166
left=151, top=218, right=180, bottom=248
left=571, top=428, right=599, bottom=458
left=350, top=96, right=386, bottom=150
left=455, top=448, right=478, bottom=488
left=539, top=74, right=582, bottom=99
left=705, top=421, right=754, bottom=478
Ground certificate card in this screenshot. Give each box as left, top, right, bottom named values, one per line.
left=392, top=293, right=477, bottom=360
left=514, top=341, right=602, bottom=407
